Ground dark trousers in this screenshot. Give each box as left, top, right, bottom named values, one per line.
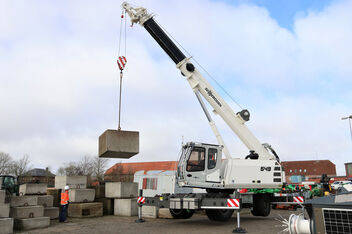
left=59, top=204, right=68, bottom=222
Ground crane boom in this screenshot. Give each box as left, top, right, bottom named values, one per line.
left=122, top=2, right=276, bottom=160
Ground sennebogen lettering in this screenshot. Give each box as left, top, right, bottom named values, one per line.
left=205, top=87, right=222, bottom=107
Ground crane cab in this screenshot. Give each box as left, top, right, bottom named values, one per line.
left=177, top=142, right=224, bottom=189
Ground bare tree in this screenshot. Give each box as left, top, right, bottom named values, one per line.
left=56, top=167, right=65, bottom=176
left=11, top=154, right=31, bottom=177
left=91, top=157, right=110, bottom=181
left=77, top=155, right=93, bottom=176
left=0, top=152, right=12, bottom=175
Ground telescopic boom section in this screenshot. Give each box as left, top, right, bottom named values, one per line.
left=122, top=2, right=276, bottom=160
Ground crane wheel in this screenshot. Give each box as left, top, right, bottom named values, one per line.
left=205, top=209, right=234, bottom=222
left=169, top=209, right=195, bottom=219
left=251, top=194, right=271, bottom=216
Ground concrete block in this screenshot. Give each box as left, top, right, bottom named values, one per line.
left=10, top=206, right=44, bottom=219
left=9, top=196, right=37, bottom=207
left=114, top=198, right=137, bottom=216
left=68, top=202, right=103, bottom=218
left=0, top=190, right=5, bottom=204
left=158, top=208, right=173, bottom=219
left=19, top=184, right=47, bottom=195
left=0, top=218, right=13, bottom=234
left=44, top=207, right=59, bottom=219
left=14, top=217, right=49, bottom=231
left=0, top=204, right=10, bottom=218
left=105, top=182, right=138, bottom=198
left=96, top=198, right=114, bottom=215
left=36, top=195, right=53, bottom=207
left=142, top=206, right=158, bottom=219
left=99, top=129, right=139, bottom=158
left=69, top=189, right=95, bottom=203
left=94, top=185, right=105, bottom=199
left=47, top=188, right=60, bottom=207
left=55, top=176, right=87, bottom=189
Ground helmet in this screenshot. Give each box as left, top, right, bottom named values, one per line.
left=64, top=185, right=70, bottom=190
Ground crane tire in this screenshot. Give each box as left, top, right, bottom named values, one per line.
left=205, top=209, right=234, bottom=222
left=169, top=209, right=194, bottom=219
left=251, top=194, right=271, bottom=216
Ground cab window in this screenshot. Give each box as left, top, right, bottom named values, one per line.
left=187, top=147, right=205, bottom=172
left=208, top=148, right=218, bottom=169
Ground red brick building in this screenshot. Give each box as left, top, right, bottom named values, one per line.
left=281, top=160, right=336, bottom=183
left=345, top=162, right=352, bottom=178
left=105, top=160, right=337, bottom=183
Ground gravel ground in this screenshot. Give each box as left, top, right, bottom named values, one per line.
left=17, top=209, right=306, bottom=234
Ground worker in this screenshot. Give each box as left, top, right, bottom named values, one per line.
left=59, top=185, right=70, bottom=223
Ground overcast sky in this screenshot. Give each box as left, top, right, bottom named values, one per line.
left=1, top=0, right=351, bottom=175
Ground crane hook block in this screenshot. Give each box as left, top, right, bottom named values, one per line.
left=99, top=129, right=139, bottom=158
left=117, top=56, right=127, bottom=71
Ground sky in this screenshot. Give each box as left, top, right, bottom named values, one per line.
left=1, top=0, right=351, bottom=176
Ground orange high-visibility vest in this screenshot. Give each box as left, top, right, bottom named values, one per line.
left=61, top=191, right=69, bottom=205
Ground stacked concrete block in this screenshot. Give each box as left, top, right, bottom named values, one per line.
left=0, top=190, right=14, bottom=234
left=68, top=202, right=103, bottom=218
left=19, top=184, right=47, bottom=196
left=106, top=182, right=138, bottom=217
left=9, top=195, right=49, bottom=231
left=114, top=198, right=138, bottom=216
left=55, top=176, right=87, bottom=189
left=34, top=195, right=58, bottom=220
left=47, top=188, right=60, bottom=207
left=69, top=189, right=95, bottom=203
left=142, top=206, right=158, bottom=219
left=95, top=198, right=114, bottom=215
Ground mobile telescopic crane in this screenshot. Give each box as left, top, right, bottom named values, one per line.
left=122, top=2, right=286, bottom=221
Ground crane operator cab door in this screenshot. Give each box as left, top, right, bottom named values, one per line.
left=178, top=142, right=222, bottom=188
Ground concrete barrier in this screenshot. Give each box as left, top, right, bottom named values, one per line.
left=68, top=202, right=103, bottom=218
left=69, top=189, right=95, bottom=203
left=99, top=129, right=139, bottom=158
left=95, top=198, right=114, bottom=215
left=0, top=190, right=5, bottom=204
left=36, top=195, right=54, bottom=207
left=9, top=196, right=37, bottom=207
left=10, top=206, right=44, bottom=219
left=105, top=182, right=138, bottom=198
left=114, top=198, right=137, bottom=216
left=0, top=218, right=14, bottom=234
left=19, top=184, right=47, bottom=195
left=158, top=208, right=173, bottom=219
left=44, top=207, right=59, bottom=219
left=0, top=204, right=10, bottom=218
left=142, top=206, right=158, bottom=219
left=55, top=176, right=87, bottom=189
left=47, top=188, right=60, bottom=207
left=14, top=217, right=50, bottom=231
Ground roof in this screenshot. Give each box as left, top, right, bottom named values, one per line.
left=22, top=168, right=55, bottom=177
left=105, top=161, right=178, bottom=175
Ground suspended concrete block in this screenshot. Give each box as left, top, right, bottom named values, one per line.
left=98, top=129, right=139, bottom=158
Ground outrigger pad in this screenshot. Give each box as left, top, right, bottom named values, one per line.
left=99, top=129, right=139, bottom=158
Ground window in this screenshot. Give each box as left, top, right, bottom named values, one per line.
left=299, top=169, right=302, bottom=172
left=304, top=169, right=306, bottom=173
left=187, top=147, right=205, bottom=172
left=290, top=170, right=292, bottom=173
left=208, top=148, right=218, bottom=169
left=294, top=169, right=297, bottom=173
left=142, top=178, right=157, bottom=190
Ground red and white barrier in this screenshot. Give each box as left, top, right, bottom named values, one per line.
left=293, top=196, right=304, bottom=203
left=137, top=196, right=145, bottom=204
left=227, top=198, right=240, bottom=208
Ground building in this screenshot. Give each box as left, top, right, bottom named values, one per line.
left=105, top=160, right=337, bottom=184
left=104, top=161, right=177, bottom=182
left=18, top=168, right=56, bottom=187
left=345, top=162, right=352, bottom=178
left=282, top=160, right=336, bottom=183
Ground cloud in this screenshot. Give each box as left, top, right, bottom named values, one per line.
left=0, top=0, right=351, bottom=176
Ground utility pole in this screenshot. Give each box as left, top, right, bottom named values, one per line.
left=341, top=115, right=352, bottom=143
